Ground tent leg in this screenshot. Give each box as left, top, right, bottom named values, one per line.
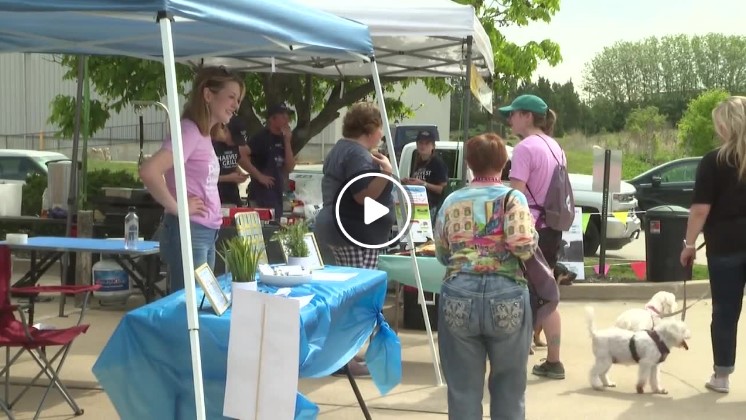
left=370, top=60, right=444, bottom=387
left=158, top=14, right=207, bottom=420
left=59, top=55, right=86, bottom=317
left=461, top=36, right=473, bottom=183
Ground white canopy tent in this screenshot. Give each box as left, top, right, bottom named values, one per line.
left=201, top=0, right=496, bottom=388
left=0, top=1, right=376, bottom=418
left=201, top=0, right=494, bottom=78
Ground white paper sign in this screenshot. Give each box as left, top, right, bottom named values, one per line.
left=393, top=185, right=433, bottom=243
left=223, top=289, right=300, bottom=420
left=558, top=207, right=585, bottom=281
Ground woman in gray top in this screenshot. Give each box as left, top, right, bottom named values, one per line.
left=314, top=102, right=395, bottom=267
left=313, top=102, right=394, bottom=377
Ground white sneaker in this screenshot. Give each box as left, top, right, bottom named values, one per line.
left=705, top=374, right=729, bottom=393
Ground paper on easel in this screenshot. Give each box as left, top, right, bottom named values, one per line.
left=393, top=185, right=433, bottom=243
left=223, top=289, right=300, bottom=420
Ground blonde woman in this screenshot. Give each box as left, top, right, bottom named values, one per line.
left=680, top=96, right=746, bottom=393
left=140, top=67, right=244, bottom=293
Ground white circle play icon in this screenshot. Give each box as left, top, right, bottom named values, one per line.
left=334, top=172, right=412, bottom=249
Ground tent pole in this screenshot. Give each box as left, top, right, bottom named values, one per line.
left=58, top=56, right=85, bottom=316
left=461, top=36, right=473, bottom=183
left=370, top=59, right=444, bottom=387
left=158, top=13, right=207, bottom=420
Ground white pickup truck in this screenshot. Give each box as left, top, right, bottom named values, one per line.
left=290, top=141, right=642, bottom=256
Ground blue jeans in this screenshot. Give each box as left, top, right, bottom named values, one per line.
left=438, top=273, right=532, bottom=420
left=708, top=251, right=746, bottom=375
left=159, top=214, right=218, bottom=293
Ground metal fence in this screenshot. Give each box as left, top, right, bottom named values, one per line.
left=0, top=122, right=167, bottom=161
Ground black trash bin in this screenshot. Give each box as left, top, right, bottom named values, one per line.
left=644, top=205, right=692, bottom=282
left=402, top=287, right=439, bottom=331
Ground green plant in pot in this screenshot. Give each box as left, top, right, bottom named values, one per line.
left=218, top=236, right=263, bottom=292
left=271, top=221, right=312, bottom=269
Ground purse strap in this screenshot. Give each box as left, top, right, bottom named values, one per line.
left=501, top=189, right=528, bottom=273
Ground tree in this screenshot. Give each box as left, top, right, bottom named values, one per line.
left=678, top=89, right=730, bottom=155
left=625, top=106, right=667, bottom=161
left=582, top=34, right=746, bottom=129
left=49, top=0, right=561, bottom=153
left=497, top=77, right=583, bottom=136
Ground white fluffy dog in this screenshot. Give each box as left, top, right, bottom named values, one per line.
left=586, top=306, right=690, bottom=394
left=614, top=291, right=678, bottom=331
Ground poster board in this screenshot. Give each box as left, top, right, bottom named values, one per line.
left=557, top=207, right=585, bottom=281
left=393, top=185, right=433, bottom=243
left=223, top=289, right=300, bottom=420
left=194, top=263, right=231, bottom=316
left=235, top=211, right=269, bottom=264
left=592, top=149, right=622, bottom=193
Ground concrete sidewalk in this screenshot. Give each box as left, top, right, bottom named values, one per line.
left=3, top=279, right=743, bottom=419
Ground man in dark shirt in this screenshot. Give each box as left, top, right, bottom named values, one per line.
left=245, top=103, right=296, bottom=220
left=403, top=130, right=449, bottom=222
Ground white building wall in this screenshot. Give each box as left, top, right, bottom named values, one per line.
left=0, top=53, right=168, bottom=136
left=0, top=54, right=450, bottom=163
left=296, top=81, right=451, bottom=163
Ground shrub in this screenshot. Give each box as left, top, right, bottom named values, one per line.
left=678, top=89, right=731, bottom=155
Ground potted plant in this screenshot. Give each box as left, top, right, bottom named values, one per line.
left=271, top=220, right=312, bottom=269
left=218, top=236, right=263, bottom=292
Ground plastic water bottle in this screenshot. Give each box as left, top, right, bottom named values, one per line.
left=124, top=206, right=139, bottom=250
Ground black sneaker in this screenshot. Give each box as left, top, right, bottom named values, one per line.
left=532, top=359, right=565, bottom=379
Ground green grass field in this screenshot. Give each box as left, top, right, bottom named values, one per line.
left=87, top=160, right=139, bottom=178
left=582, top=257, right=708, bottom=282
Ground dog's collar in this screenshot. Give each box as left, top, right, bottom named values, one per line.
left=629, top=331, right=670, bottom=364
left=645, top=305, right=662, bottom=316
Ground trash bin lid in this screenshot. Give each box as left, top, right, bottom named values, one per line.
left=646, top=205, right=690, bottom=218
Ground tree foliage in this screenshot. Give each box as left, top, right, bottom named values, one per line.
left=508, top=77, right=581, bottom=136
left=49, top=0, right=562, bottom=153
left=624, top=106, right=668, bottom=161
left=678, top=89, right=730, bottom=155
left=583, top=34, right=746, bottom=126
left=47, top=93, right=110, bottom=138
left=463, top=0, right=562, bottom=96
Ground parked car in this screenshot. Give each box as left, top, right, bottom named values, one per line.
left=291, top=141, right=642, bottom=256
left=627, top=157, right=702, bottom=211
left=0, top=150, right=68, bottom=184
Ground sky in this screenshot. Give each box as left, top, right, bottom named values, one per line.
left=499, top=0, right=746, bottom=89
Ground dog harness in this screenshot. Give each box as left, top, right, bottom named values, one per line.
left=629, top=330, right=670, bottom=364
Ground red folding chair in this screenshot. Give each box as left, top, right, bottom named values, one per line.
left=0, top=245, right=100, bottom=419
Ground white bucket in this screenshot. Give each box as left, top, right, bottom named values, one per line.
left=0, top=183, right=22, bottom=216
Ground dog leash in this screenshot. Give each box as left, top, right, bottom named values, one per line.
left=662, top=241, right=708, bottom=322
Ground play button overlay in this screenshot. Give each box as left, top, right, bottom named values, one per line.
left=335, top=172, right=412, bottom=249
left=364, top=197, right=390, bottom=225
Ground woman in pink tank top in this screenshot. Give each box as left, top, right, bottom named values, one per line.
left=499, top=94, right=566, bottom=380
left=140, top=67, right=245, bottom=294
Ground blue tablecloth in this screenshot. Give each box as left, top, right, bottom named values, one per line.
left=92, top=266, right=401, bottom=419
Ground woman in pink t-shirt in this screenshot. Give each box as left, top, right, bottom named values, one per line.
left=140, top=67, right=245, bottom=293
left=499, top=94, right=566, bottom=380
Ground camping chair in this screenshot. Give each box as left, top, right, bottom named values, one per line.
left=0, top=245, right=100, bottom=419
